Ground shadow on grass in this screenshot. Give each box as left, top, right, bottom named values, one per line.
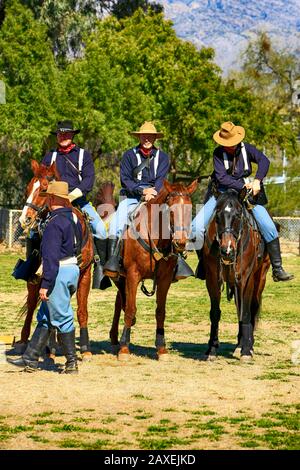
left=170, top=341, right=239, bottom=361
left=89, top=340, right=158, bottom=360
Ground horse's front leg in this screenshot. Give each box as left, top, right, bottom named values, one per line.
left=205, top=260, right=222, bottom=360
left=155, top=269, right=174, bottom=360
left=238, top=279, right=255, bottom=362
left=118, top=268, right=140, bottom=361
left=76, top=265, right=92, bottom=360
left=15, top=279, right=41, bottom=353
left=110, top=279, right=126, bottom=354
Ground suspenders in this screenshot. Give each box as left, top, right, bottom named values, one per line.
left=133, top=147, right=160, bottom=181
left=51, top=148, right=84, bottom=182
left=223, top=142, right=249, bottom=182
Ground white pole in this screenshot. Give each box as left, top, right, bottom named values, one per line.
left=8, top=210, right=13, bottom=248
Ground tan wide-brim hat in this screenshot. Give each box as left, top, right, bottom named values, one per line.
left=129, top=121, right=164, bottom=139
left=213, top=121, right=245, bottom=146
left=40, top=181, right=70, bottom=199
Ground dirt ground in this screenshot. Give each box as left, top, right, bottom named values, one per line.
left=0, top=252, right=299, bottom=450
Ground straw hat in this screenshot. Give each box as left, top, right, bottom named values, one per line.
left=40, top=181, right=70, bottom=199
left=213, top=121, right=245, bottom=146
left=129, top=121, right=164, bottom=139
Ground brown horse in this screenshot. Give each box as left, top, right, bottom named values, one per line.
left=16, top=159, right=94, bottom=358
left=203, top=189, right=270, bottom=361
left=109, top=179, right=198, bottom=360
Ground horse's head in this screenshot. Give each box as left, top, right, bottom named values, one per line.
left=19, top=159, right=59, bottom=232
left=215, top=189, right=244, bottom=264
left=163, top=179, right=198, bottom=253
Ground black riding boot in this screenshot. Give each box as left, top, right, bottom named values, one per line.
left=103, top=237, right=121, bottom=278
left=92, top=238, right=112, bottom=290
left=58, top=329, right=78, bottom=374
left=195, top=248, right=206, bottom=280
left=174, top=255, right=194, bottom=281
left=266, top=238, right=294, bottom=282
left=7, top=326, right=50, bottom=372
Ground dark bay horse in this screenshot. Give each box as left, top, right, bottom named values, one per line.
left=203, top=189, right=270, bottom=361
left=109, top=179, right=198, bottom=361
left=16, top=160, right=94, bottom=359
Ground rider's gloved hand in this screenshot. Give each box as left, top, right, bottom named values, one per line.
left=252, top=179, right=261, bottom=195
left=142, top=187, right=157, bottom=201
left=68, top=188, right=83, bottom=202
left=244, top=179, right=261, bottom=196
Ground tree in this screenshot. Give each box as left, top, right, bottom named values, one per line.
left=111, top=0, right=163, bottom=19
left=0, top=0, right=64, bottom=205
left=18, top=1, right=113, bottom=65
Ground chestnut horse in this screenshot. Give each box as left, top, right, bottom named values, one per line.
left=109, top=179, right=198, bottom=361
left=203, top=189, right=270, bottom=361
left=16, top=160, right=94, bottom=358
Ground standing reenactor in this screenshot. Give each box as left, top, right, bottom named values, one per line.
left=8, top=182, right=82, bottom=373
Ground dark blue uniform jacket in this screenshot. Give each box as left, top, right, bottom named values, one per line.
left=41, top=208, right=82, bottom=294
left=120, top=146, right=170, bottom=199
left=213, top=142, right=270, bottom=192
left=42, top=145, right=95, bottom=203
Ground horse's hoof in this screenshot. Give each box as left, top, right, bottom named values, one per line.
left=205, top=354, right=217, bottom=361
left=232, top=346, right=241, bottom=358
left=204, top=347, right=218, bottom=361
left=118, top=346, right=130, bottom=361
left=157, top=348, right=169, bottom=361
left=240, top=354, right=253, bottom=363
left=81, top=351, right=92, bottom=362
left=111, top=344, right=120, bottom=355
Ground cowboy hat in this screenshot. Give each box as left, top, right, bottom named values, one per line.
left=213, top=121, right=245, bottom=146
left=40, top=181, right=70, bottom=199
left=51, top=120, right=80, bottom=135
left=129, top=121, right=164, bottom=139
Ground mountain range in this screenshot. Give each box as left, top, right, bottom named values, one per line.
left=158, top=0, right=300, bottom=74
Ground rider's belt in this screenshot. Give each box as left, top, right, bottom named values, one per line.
left=59, top=256, right=78, bottom=266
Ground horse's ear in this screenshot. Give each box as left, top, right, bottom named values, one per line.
left=50, top=162, right=60, bottom=181
left=31, top=160, right=40, bottom=176
left=239, top=187, right=247, bottom=202
left=187, top=179, right=198, bottom=195
left=163, top=180, right=173, bottom=192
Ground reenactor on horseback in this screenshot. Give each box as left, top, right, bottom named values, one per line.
left=42, top=120, right=110, bottom=290
left=192, top=121, right=294, bottom=282
left=104, top=121, right=194, bottom=280
left=8, top=182, right=82, bottom=373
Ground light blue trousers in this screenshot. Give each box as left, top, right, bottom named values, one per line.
left=108, top=198, right=139, bottom=238
left=82, top=202, right=107, bottom=240
left=191, top=196, right=278, bottom=249
left=37, top=265, right=79, bottom=333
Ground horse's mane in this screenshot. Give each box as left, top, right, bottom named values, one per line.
left=147, top=182, right=189, bottom=206
left=216, top=189, right=239, bottom=205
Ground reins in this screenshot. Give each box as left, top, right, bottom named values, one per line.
left=130, top=192, right=191, bottom=297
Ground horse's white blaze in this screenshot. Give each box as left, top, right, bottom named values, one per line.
left=226, top=240, right=232, bottom=255
left=19, top=180, right=40, bottom=226
left=225, top=205, right=231, bottom=213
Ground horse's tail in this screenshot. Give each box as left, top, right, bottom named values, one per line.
left=17, top=276, right=41, bottom=320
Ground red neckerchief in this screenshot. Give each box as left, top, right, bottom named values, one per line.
left=58, top=143, right=76, bottom=154
left=139, top=146, right=152, bottom=157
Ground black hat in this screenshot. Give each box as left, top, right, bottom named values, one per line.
left=51, top=120, right=80, bottom=135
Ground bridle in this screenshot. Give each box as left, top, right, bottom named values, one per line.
left=215, top=204, right=244, bottom=266
left=22, top=175, right=55, bottom=230
left=165, top=191, right=192, bottom=245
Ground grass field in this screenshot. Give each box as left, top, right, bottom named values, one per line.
left=0, top=250, right=299, bottom=450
